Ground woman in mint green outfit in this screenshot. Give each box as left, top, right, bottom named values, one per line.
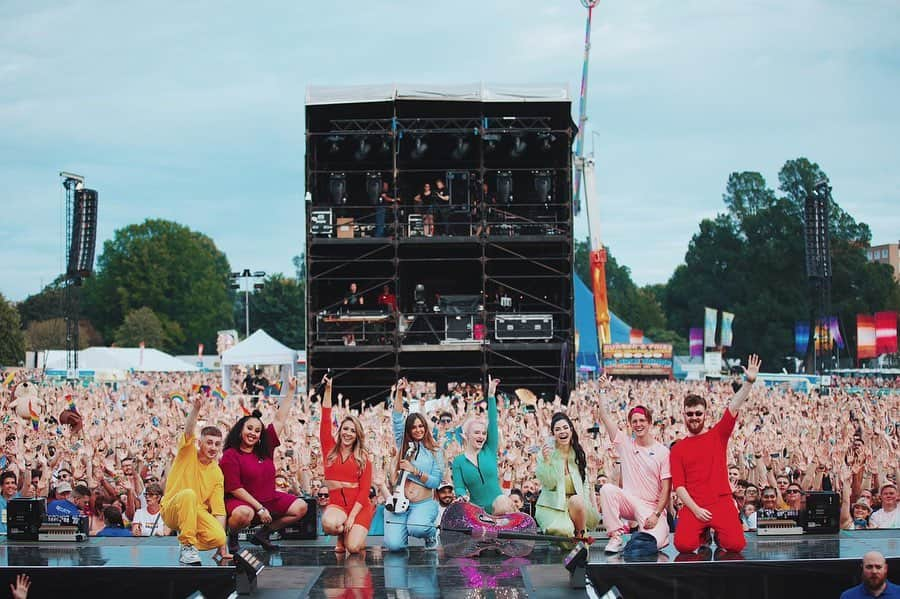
left=450, top=376, right=515, bottom=515
left=535, top=412, right=599, bottom=537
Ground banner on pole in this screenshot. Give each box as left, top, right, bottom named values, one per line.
left=828, top=316, right=845, bottom=350
left=875, top=311, right=898, bottom=355
left=857, top=314, right=876, bottom=360
left=689, top=328, right=703, bottom=358
left=704, top=307, right=718, bottom=348
left=629, top=329, right=643, bottom=344
left=721, top=312, right=735, bottom=348
left=795, top=321, right=810, bottom=356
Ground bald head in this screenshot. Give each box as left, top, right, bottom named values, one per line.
left=861, top=551, right=888, bottom=592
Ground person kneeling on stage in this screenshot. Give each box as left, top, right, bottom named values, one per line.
left=670, top=354, right=761, bottom=555
left=535, top=413, right=600, bottom=540
left=221, top=377, right=308, bottom=553
left=595, top=376, right=671, bottom=553
left=160, top=394, right=231, bottom=565
left=451, top=375, right=515, bottom=516
left=384, top=378, right=445, bottom=551
left=319, top=375, right=375, bottom=554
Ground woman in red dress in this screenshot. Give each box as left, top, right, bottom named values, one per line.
left=319, top=375, right=375, bottom=554
left=221, top=378, right=308, bottom=553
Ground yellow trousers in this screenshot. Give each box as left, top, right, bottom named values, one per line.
left=161, top=489, right=226, bottom=551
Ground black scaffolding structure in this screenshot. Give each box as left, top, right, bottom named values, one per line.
left=305, top=85, right=575, bottom=404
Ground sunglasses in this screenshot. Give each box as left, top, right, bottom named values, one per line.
left=317, top=493, right=329, bottom=499
left=762, top=495, right=777, bottom=499
left=143, top=478, right=158, bottom=484
left=786, top=489, right=802, bottom=494
left=440, top=418, right=452, bottom=424
left=684, top=411, right=705, bottom=418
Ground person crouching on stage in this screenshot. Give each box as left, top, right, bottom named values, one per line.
left=451, top=375, right=515, bottom=515
left=384, top=378, right=445, bottom=551
left=670, top=354, right=761, bottom=555
left=221, top=377, right=308, bottom=553
left=319, top=374, right=375, bottom=554
left=160, top=394, right=230, bottom=565
left=594, top=375, right=671, bottom=553
left=535, top=412, right=600, bottom=539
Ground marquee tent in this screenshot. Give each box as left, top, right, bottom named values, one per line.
left=220, top=329, right=298, bottom=394
left=575, top=275, right=648, bottom=372
left=42, top=347, right=200, bottom=374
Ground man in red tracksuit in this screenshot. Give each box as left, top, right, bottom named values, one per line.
left=670, top=354, right=761, bottom=554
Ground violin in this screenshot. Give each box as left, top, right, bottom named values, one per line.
left=440, top=501, right=595, bottom=558
left=385, top=442, right=415, bottom=514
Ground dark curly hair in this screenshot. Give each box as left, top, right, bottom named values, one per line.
left=223, top=410, right=272, bottom=460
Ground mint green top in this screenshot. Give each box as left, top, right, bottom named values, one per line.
left=450, top=395, right=502, bottom=512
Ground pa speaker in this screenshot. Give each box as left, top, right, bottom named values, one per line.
left=68, top=188, right=98, bottom=278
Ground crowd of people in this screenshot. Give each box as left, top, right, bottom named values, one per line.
left=0, top=359, right=897, bottom=564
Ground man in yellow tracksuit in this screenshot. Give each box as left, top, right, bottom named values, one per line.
left=161, top=394, right=231, bottom=564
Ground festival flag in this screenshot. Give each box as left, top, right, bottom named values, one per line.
left=2, top=371, right=15, bottom=388
left=169, top=392, right=186, bottom=404
left=689, top=328, right=704, bottom=358
left=814, top=319, right=834, bottom=353
left=239, top=398, right=251, bottom=416
left=720, top=311, right=735, bottom=348
left=211, top=387, right=227, bottom=401
left=629, top=329, right=643, bottom=344
left=828, top=316, right=845, bottom=350
left=191, top=384, right=201, bottom=394
left=65, top=394, right=77, bottom=413
left=704, top=307, right=718, bottom=348
left=139, top=341, right=145, bottom=368
left=198, top=343, right=204, bottom=359
left=875, top=311, right=898, bottom=355
left=200, top=385, right=211, bottom=396
left=857, top=314, right=877, bottom=360
left=795, top=321, right=810, bottom=356
left=29, top=403, right=39, bottom=431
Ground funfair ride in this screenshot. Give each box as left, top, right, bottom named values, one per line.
left=574, top=0, right=611, bottom=347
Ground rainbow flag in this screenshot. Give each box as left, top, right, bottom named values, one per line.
left=211, top=387, right=227, bottom=401
left=191, top=384, right=201, bottom=394
left=169, top=392, right=186, bottom=404
left=65, top=394, right=78, bottom=413
left=2, top=372, right=14, bottom=388
left=240, top=402, right=251, bottom=416
left=29, top=403, right=39, bottom=431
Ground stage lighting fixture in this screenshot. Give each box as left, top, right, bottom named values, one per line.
left=354, top=137, right=372, bottom=160
left=510, top=136, right=527, bottom=158
left=414, top=284, right=427, bottom=312
left=234, top=548, right=265, bottom=595
left=533, top=170, right=552, bottom=205
left=483, top=134, right=499, bottom=153
left=329, top=172, right=347, bottom=205
left=538, top=132, right=556, bottom=152
left=411, top=137, right=428, bottom=160
left=366, top=172, right=382, bottom=205
left=379, top=137, right=392, bottom=154
left=326, top=135, right=343, bottom=154
left=451, top=136, right=471, bottom=160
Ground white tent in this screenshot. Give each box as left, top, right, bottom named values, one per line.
left=41, top=347, right=201, bottom=374
left=220, top=330, right=298, bottom=394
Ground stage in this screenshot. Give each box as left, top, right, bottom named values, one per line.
left=0, top=531, right=897, bottom=598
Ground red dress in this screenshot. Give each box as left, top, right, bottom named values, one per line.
left=220, top=423, right=298, bottom=517
left=320, top=406, right=375, bottom=527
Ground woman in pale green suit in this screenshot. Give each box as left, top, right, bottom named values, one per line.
left=535, top=412, right=600, bottom=538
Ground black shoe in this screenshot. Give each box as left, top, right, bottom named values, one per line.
left=249, top=527, right=280, bottom=551
left=228, top=531, right=240, bottom=555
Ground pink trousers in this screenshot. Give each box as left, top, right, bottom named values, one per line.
left=598, top=484, right=669, bottom=548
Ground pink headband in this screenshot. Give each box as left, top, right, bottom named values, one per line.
left=628, top=406, right=649, bottom=420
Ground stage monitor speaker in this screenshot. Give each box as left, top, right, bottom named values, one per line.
left=497, top=171, right=513, bottom=205
left=8, top=497, right=46, bottom=541
left=329, top=172, right=347, bottom=205
left=445, top=315, right=474, bottom=341
left=68, top=188, right=98, bottom=278
left=366, top=172, right=382, bottom=205
left=803, top=491, right=839, bottom=534
left=280, top=498, right=317, bottom=540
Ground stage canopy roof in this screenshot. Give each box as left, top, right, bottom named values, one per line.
left=221, top=329, right=298, bottom=366
left=306, top=83, right=571, bottom=106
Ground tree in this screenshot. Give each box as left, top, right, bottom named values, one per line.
left=82, top=219, right=234, bottom=354
left=0, top=294, right=25, bottom=366
left=23, top=319, right=102, bottom=352
left=115, top=307, right=165, bottom=348
left=723, top=171, right=776, bottom=222
left=234, top=274, right=306, bottom=348
left=17, top=278, right=66, bottom=328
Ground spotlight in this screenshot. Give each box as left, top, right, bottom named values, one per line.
left=411, top=137, right=428, bottom=160
left=414, top=284, right=427, bottom=312
left=483, top=134, right=499, bottom=153
left=234, top=548, right=265, bottom=595
left=538, top=132, right=556, bottom=152
left=497, top=171, right=513, bottom=205
left=510, top=136, right=527, bottom=158
left=326, top=135, right=343, bottom=154
left=354, top=137, right=372, bottom=160
left=379, top=137, right=392, bottom=154
left=451, top=137, right=471, bottom=160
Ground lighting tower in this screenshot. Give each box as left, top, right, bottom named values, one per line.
left=60, top=172, right=85, bottom=374
left=573, top=0, right=601, bottom=215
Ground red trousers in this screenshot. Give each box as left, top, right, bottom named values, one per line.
left=674, top=495, right=746, bottom=553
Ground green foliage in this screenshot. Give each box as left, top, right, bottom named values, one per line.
left=115, top=307, right=166, bottom=348
left=17, top=277, right=66, bottom=328
left=663, top=158, right=900, bottom=365
left=234, top=273, right=306, bottom=348
left=82, top=219, right=234, bottom=354
left=0, top=294, right=25, bottom=365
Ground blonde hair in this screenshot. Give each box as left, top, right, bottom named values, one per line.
left=326, top=415, right=368, bottom=476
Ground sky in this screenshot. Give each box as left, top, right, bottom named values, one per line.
left=1, top=0, right=898, bottom=302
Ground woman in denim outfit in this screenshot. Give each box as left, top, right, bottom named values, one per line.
left=384, top=379, right=445, bottom=551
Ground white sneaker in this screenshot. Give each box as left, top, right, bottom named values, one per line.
left=604, top=536, right=625, bottom=554
left=180, top=544, right=201, bottom=565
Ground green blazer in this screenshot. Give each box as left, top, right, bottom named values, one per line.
left=535, top=448, right=590, bottom=511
